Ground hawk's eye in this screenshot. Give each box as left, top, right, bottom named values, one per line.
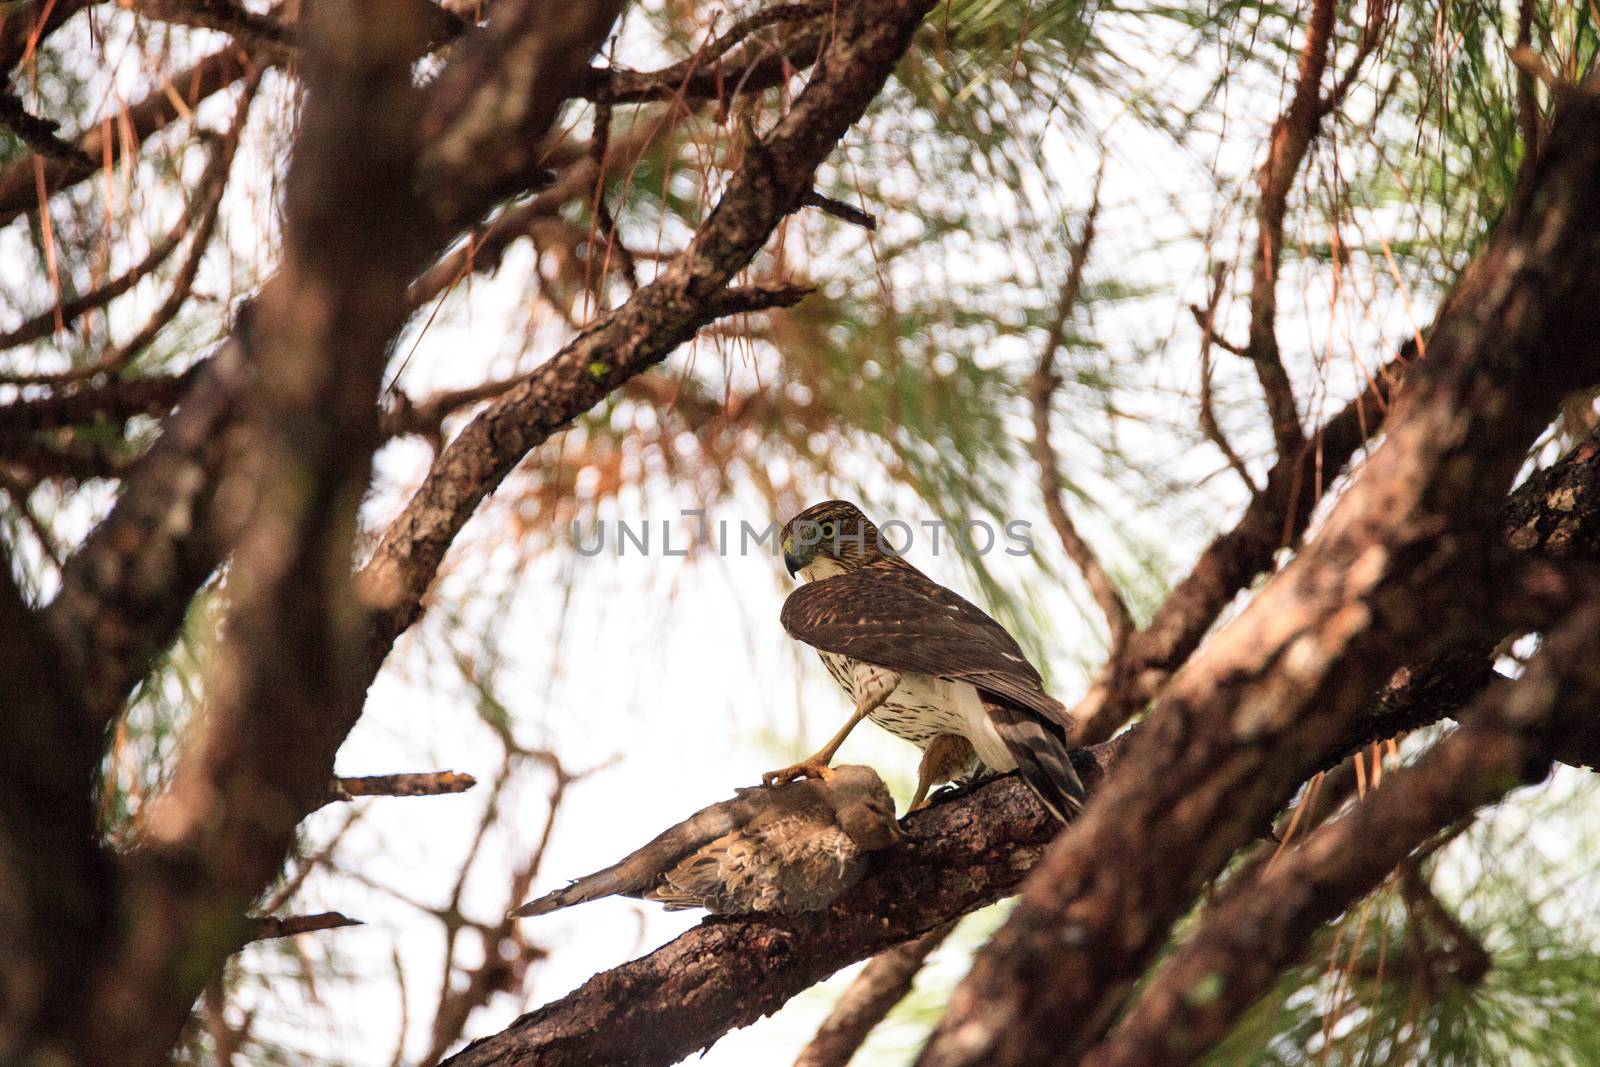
left=820, top=521, right=837, bottom=540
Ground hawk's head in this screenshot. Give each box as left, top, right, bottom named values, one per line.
left=780, top=500, right=896, bottom=581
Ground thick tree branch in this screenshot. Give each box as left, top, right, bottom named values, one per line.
left=82, top=1, right=438, bottom=1059
left=918, top=88, right=1600, bottom=1067
left=0, top=544, right=115, bottom=1062
left=1086, top=598, right=1600, bottom=1067
left=38, top=337, right=249, bottom=727
left=362, top=0, right=933, bottom=655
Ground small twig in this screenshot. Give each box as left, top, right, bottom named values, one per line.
left=1244, top=0, right=1338, bottom=460
left=802, top=190, right=876, bottom=230
left=1028, top=166, right=1132, bottom=649
left=1192, top=268, right=1258, bottom=495
left=579, top=2, right=825, bottom=105
left=1186, top=303, right=1245, bottom=357
left=588, top=99, right=639, bottom=290
left=0, top=76, right=255, bottom=384
left=327, top=770, right=478, bottom=803
left=244, top=911, right=363, bottom=944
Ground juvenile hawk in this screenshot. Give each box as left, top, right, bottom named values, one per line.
left=508, top=765, right=899, bottom=916
left=768, top=500, right=1086, bottom=821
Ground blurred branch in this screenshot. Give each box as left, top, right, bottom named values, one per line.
left=408, top=104, right=688, bottom=308
left=802, top=190, right=876, bottom=230
left=326, top=771, right=478, bottom=803
left=244, top=911, right=363, bottom=944
left=578, top=5, right=828, bottom=105
left=794, top=923, right=955, bottom=1067
left=1515, top=0, right=1542, bottom=157
left=1242, top=0, right=1337, bottom=460
left=126, top=0, right=294, bottom=49
left=0, top=44, right=274, bottom=230
left=1083, top=599, right=1600, bottom=1067
left=1191, top=266, right=1258, bottom=493
left=39, top=334, right=249, bottom=725
left=0, top=84, right=92, bottom=165
left=1028, top=170, right=1132, bottom=650
left=0, top=0, right=96, bottom=74
left=419, top=752, right=571, bottom=1066
left=0, top=76, right=255, bottom=384
left=439, top=734, right=1134, bottom=1067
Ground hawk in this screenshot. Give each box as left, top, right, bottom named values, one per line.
left=508, top=765, right=900, bottom=917
left=767, top=500, right=1086, bottom=821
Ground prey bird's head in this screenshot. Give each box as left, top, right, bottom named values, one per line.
left=780, top=500, right=894, bottom=581
left=825, top=765, right=903, bottom=850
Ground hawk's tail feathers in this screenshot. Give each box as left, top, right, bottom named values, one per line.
left=508, top=869, right=629, bottom=919
left=987, top=701, right=1087, bottom=822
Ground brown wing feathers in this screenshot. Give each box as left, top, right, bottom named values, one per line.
left=783, top=567, right=1086, bottom=816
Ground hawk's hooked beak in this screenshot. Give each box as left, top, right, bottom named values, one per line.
left=782, top=536, right=804, bottom=578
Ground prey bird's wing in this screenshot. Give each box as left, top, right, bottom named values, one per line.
left=781, top=568, right=1071, bottom=732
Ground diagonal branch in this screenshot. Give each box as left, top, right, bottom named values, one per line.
left=1073, top=350, right=1408, bottom=744
left=1085, top=597, right=1600, bottom=1067
left=362, top=0, right=934, bottom=654
left=1028, top=172, right=1132, bottom=649
left=916, top=89, right=1600, bottom=1067
left=795, top=923, right=956, bottom=1067
left=1242, top=0, right=1336, bottom=459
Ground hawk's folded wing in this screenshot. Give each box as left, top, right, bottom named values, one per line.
left=780, top=567, right=1072, bottom=735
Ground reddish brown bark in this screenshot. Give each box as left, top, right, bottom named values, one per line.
left=916, top=90, right=1600, bottom=1067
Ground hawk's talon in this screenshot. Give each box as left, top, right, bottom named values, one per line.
left=762, top=761, right=836, bottom=787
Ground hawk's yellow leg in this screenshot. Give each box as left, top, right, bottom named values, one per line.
left=908, top=733, right=976, bottom=811
left=763, top=663, right=901, bottom=787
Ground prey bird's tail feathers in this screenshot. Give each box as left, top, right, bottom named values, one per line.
left=507, top=786, right=769, bottom=918
left=510, top=870, right=630, bottom=918
left=984, top=698, right=1086, bottom=821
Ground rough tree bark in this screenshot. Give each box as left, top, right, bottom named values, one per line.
left=916, top=87, right=1600, bottom=1067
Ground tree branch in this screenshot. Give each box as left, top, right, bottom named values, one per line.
left=1073, top=350, right=1408, bottom=743
left=438, top=736, right=1134, bottom=1067
left=1242, top=0, right=1337, bottom=459
left=327, top=770, right=478, bottom=803
left=918, top=88, right=1600, bottom=1067
left=362, top=0, right=932, bottom=655
left=1085, top=597, right=1600, bottom=1067
left=244, top=911, right=363, bottom=944
left=795, top=923, right=955, bottom=1067
left=1029, top=171, right=1132, bottom=649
